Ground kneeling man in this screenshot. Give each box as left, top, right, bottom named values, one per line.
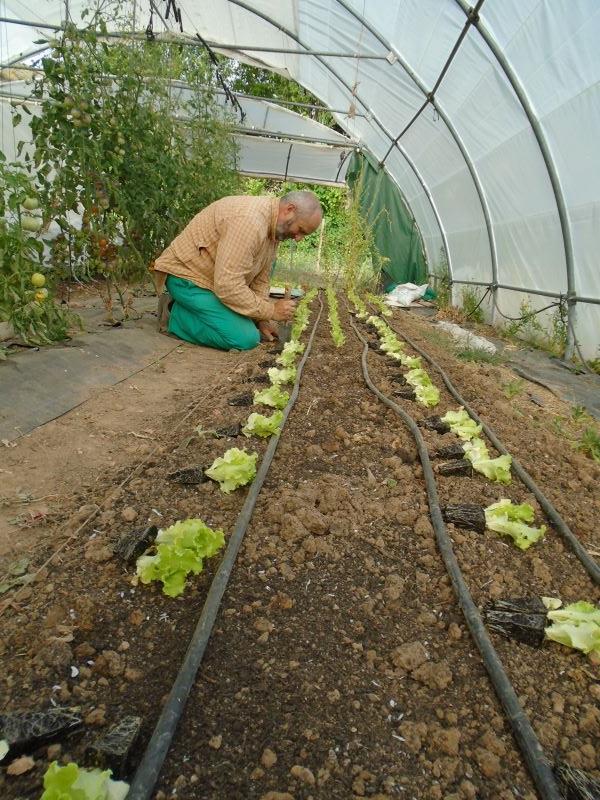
left=151, top=191, right=322, bottom=351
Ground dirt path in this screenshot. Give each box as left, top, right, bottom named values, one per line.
left=0, top=299, right=598, bottom=800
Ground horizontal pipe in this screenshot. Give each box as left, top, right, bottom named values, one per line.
left=0, top=16, right=386, bottom=58
left=234, top=126, right=353, bottom=147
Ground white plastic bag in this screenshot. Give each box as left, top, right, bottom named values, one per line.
left=385, top=283, right=429, bottom=307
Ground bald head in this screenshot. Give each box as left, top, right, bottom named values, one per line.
left=276, top=190, right=323, bottom=242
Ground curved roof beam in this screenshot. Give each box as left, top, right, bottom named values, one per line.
left=228, top=0, right=453, bottom=282
left=451, top=0, right=577, bottom=356
left=334, top=0, right=497, bottom=311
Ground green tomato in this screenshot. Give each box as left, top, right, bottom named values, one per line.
left=71, top=108, right=81, bottom=119
left=31, top=272, right=46, bottom=288
left=21, top=216, right=42, bottom=233
left=22, top=196, right=39, bottom=211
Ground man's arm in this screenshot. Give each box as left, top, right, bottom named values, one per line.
left=212, top=217, right=275, bottom=320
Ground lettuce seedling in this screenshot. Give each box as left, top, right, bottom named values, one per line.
left=40, top=761, right=129, bottom=800
left=276, top=339, right=304, bottom=367
left=205, top=447, right=258, bottom=493
left=136, top=518, right=225, bottom=596
left=268, top=366, right=297, bottom=385
left=254, top=385, right=290, bottom=409
left=484, top=499, right=546, bottom=549
left=242, top=411, right=284, bottom=438
left=414, top=383, right=440, bottom=407
left=545, top=601, right=600, bottom=655
left=441, top=407, right=482, bottom=440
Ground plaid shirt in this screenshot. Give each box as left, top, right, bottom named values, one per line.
left=152, top=195, right=279, bottom=320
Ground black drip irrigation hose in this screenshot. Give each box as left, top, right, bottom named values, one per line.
left=348, top=318, right=562, bottom=800
left=127, top=298, right=323, bottom=800
left=384, top=315, right=600, bottom=585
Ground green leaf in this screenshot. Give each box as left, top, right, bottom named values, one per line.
left=242, top=410, right=284, bottom=438
left=441, top=407, right=482, bottom=441
left=205, top=448, right=258, bottom=493
left=41, top=760, right=129, bottom=800
left=546, top=601, right=600, bottom=655
left=253, top=385, right=289, bottom=409
left=267, top=366, right=296, bottom=386
left=484, top=499, right=545, bottom=549
left=136, top=519, right=225, bottom=597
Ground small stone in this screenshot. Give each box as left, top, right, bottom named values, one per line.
left=47, top=744, right=61, bottom=760
left=447, top=623, right=462, bottom=641
left=254, top=618, right=274, bottom=633
left=475, top=748, right=501, bottom=778
left=6, top=755, right=35, bottom=775
left=124, top=668, right=143, bottom=682
left=85, top=708, right=107, bottom=727
left=75, top=642, right=96, bottom=659
left=261, top=748, right=277, bottom=768
left=290, top=765, right=315, bottom=785
left=327, top=688, right=341, bottom=703
left=208, top=734, right=222, bottom=750
left=251, top=767, right=265, bottom=779
left=121, top=507, right=138, bottom=522
left=391, top=641, right=428, bottom=671
left=129, top=609, right=145, bottom=626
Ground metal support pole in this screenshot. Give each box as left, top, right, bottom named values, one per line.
left=451, top=0, right=577, bottom=359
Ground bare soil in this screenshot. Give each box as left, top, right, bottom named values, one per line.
left=0, top=299, right=598, bottom=800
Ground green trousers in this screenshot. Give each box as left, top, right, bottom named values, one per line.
left=165, top=276, right=260, bottom=351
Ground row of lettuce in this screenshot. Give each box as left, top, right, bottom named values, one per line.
left=134, top=289, right=318, bottom=599
left=347, top=294, right=599, bottom=659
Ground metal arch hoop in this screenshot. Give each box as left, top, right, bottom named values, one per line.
left=332, top=0, right=497, bottom=318
left=227, top=0, right=454, bottom=285
left=451, top=0, right=578, bottom=357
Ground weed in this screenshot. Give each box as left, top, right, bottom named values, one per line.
left=505, top=300, right=545, bottom=344
left=456, top=347, right=504, bottom=365
left=434, top=248, right=451, bottom=308
left=571, top=405, right=589, bottom=422
left=502, top=379, right=524, bottom=399
left=460, top=288, right=485, bottom=323
left=550, top=307, right=568, bottom=355
left=575, top=428, right=600, bottom=463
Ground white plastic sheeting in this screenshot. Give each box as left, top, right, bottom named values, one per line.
left=1, top=0, right=599, bottom=356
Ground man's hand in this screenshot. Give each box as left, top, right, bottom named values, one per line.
left=272, top=298, right=296, bottom=321
left=258, top=320, right=278, bottom=342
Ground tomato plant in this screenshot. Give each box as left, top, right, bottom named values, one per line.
left=0, top=156, right=74, bottom=343
left=23, top=10, right=238, bottom=318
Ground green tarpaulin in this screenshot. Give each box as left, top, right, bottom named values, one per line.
left=346, top=151, right=427, bottom=291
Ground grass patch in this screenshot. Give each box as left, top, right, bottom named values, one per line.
left=456, top=347, right=505, bottom=365
left=575, top=428, right=600, bottom=462
left=502, top=379, right=525, bottom=399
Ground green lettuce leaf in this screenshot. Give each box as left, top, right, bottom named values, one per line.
left=405, top=368, right=432, bottom=387
left=242, top=410, right=284, bottom=438
left=253, top=385, right=290, bottom=409
left=484, top=499, right=545, bottom=549
left=414, top=383, right=440, bottom=407
left=472, top=454, right=512, bottom=484
left=136, top=518, right=225, bottom=596
left=268, top=366, right=297, bottom=385
left=41, top=761, right=129, bottom=800
left=276, top=339, right=304, bottom=367
left=546, top=601, right=600, bottom=655
left=463, top=437, right=490, bottom=463
left=399, top=355, right=422, bottom=369
left=205, top=447, right=258, bottom=493
left=441, top=407, right=482, bottom=440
